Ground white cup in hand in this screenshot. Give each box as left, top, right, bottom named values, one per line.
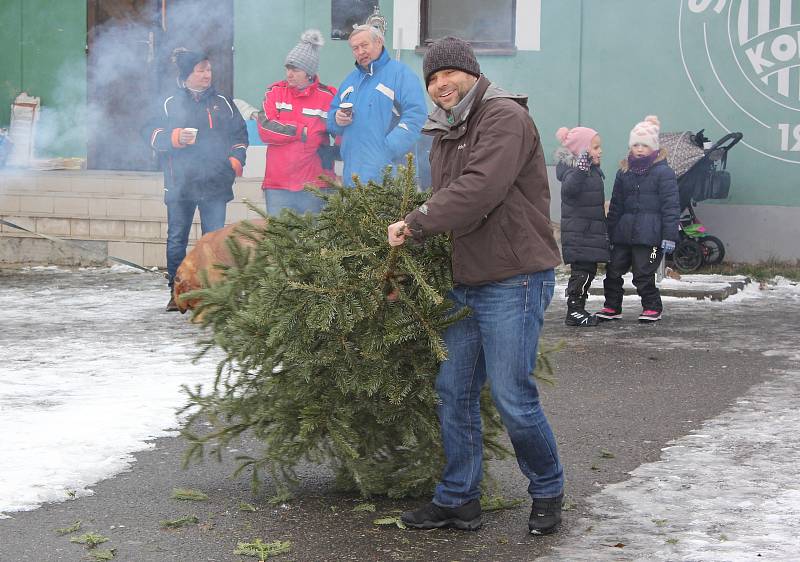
left=183, top=127, right=198, bottom=145
left=336, top=103, right=354, bottom=127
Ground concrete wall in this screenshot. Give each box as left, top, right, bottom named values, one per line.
left=690, top=203, right=800, bottom=264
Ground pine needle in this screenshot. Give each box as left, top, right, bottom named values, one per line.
left=352, top=502, right=376, bottom=512
left=480, top=495, right=524, bottom=512
left=159, top=515, right=199, bottom=528
left=373, top=516, right=407, bottom=529
left=233, top=538, right=292, bottom=559
left=171, top=488, right=209, bottom=501
left=55, top=520, right=81, bottom=535
left=69, top=532, right=109, bottom=549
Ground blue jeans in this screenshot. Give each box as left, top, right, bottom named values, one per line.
left=166, top=198, right=227, bottom=286
left=433, top=270, right=563, bottom=507
left=264, top=188, right=326, bottom=217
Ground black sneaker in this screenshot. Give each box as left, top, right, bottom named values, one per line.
left=401, top=499, right=482, bottom=531
left=565, top=309, right=599, bottom=327
left=528, top=494, right=563, bottom=535
left=166, top=295, right=179, bottom=312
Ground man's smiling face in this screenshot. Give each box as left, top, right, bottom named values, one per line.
left=427, top=69, right=478, bottom=111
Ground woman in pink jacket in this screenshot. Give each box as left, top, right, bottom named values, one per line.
left=258, top=29, right=337, bottom=216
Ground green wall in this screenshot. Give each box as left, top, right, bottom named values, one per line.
left=579, top=1, right=800, bottom=206
left=234, top=0, right=582, bottom=163
left=1, top=0, right=797, bottom=207
left=234, top=0, right=391, bottom=109
left=0, top=0, right=23, bottom=128
left=233, top=0, right=799, bottom=208
left=0, top=0, right=86, bottom=157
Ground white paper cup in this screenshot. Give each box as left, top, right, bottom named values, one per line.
left=184, top=127, right=198, bottom=144
left=339, top=102, right=353, bottom=117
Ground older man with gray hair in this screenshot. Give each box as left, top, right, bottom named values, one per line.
left=327, top=23, right=427, bottom=185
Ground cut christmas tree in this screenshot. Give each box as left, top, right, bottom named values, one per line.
left=180, top=157, right=508, bottom=499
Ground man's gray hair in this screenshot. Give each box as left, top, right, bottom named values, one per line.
left=350, top=24, right=384, bottom=44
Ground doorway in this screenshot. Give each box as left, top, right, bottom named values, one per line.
left=86, top=0, right=233, bottom=171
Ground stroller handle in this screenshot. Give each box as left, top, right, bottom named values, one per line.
left=708, top=132, right=743, bottom=153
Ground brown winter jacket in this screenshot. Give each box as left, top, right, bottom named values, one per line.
left=405, top=75, right=560, bottom=285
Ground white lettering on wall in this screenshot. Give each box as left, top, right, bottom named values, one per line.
left=688, top=0, right=728, bottom=14
left=778, top=123, right=800, bottom=151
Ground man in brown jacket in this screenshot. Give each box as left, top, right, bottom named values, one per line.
left=388, top=37, right=564, bottom=535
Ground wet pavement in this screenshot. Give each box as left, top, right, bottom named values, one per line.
left=0, top=266, right=798, bottom=561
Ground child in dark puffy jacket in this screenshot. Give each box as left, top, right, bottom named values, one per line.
left=596, top=115, right=680, bottom=323
left=555, top=126, right=609, bottom=327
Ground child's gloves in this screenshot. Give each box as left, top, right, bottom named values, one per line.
left=661, top=239, right=676, bottom=253
left=576, top=150, right=591, bottom=173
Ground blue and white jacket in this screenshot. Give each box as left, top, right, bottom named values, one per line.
left=327, top=48, right=427, bottom=185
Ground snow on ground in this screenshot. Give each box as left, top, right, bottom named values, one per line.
left=542, top=273, right=800, bottom=561
left=0, top=266, right=220, bottom=517
left=543, top=363, right=800, bottom=562
left=1, top=264, right=799, bottom=560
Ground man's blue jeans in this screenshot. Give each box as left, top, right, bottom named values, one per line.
left=166, top=198, right=227, bottom=286
left=433, top=269, right=563, bottom=508
left=264, top=188, right=326, bottom=217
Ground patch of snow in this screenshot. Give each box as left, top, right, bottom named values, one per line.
left=0, top=267, right=219, bottom=517
left=543, top=369, right=800, bottom=561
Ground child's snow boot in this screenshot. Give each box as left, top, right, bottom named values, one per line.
left=565, top=298, right=599, bottom=327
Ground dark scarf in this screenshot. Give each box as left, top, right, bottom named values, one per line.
left=627, top=151, right=660, bottom=175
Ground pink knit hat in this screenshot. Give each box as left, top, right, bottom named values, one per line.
left=628, top=115, right=661, bottom=150
left=555, top=126, right=599, bottom=157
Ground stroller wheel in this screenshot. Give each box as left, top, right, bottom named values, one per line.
left=672, top=239, right=704, bottom=273
left=700, top=235, right=725, bottom=266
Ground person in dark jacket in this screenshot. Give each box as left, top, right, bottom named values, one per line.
left=596, top=115, right=680, bottom=323
left=555, top=125, right=609, bottom=326
left=388, top=37, right=564, bottom=536
left=146, top=50, right=248, bottom=311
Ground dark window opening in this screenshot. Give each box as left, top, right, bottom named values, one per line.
left=420, top=0, right=516, bottom=51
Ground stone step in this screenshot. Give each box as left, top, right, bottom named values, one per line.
left=0, top=234, right=172, bottom=268
left=0, top=197, right=264, bottom=223
left=1, top=215, right=170, bottom=242
left=1, top=208, right=267, bottom=245
left=1, top=171, right=265, bottom=196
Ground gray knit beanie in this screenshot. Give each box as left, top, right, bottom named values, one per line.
left=285, top=29, right=324, bottom=78
left=423, top=36, right=480, bottom=84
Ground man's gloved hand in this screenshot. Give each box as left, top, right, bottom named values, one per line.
left=576, top=150, right=591, bottom=173
left=661, top=239, right=676, bottom=253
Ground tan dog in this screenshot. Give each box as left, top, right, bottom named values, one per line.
left=173, top=219, right=266, bottom=313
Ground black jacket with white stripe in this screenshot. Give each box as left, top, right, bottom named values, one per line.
left=147, top=85, right=248, bottom=203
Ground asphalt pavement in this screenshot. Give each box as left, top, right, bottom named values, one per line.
left=0, top=268, right=796, bottom=562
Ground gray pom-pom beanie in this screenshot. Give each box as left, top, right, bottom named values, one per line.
left=285, top=29, right=324, bottom=78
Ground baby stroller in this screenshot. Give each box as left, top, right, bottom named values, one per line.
left=659, top=129, right=743, bottom=272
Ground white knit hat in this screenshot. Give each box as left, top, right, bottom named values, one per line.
left=285, top=29, right=324, bottom=77
left=628, top=115, right=661, bottom=150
